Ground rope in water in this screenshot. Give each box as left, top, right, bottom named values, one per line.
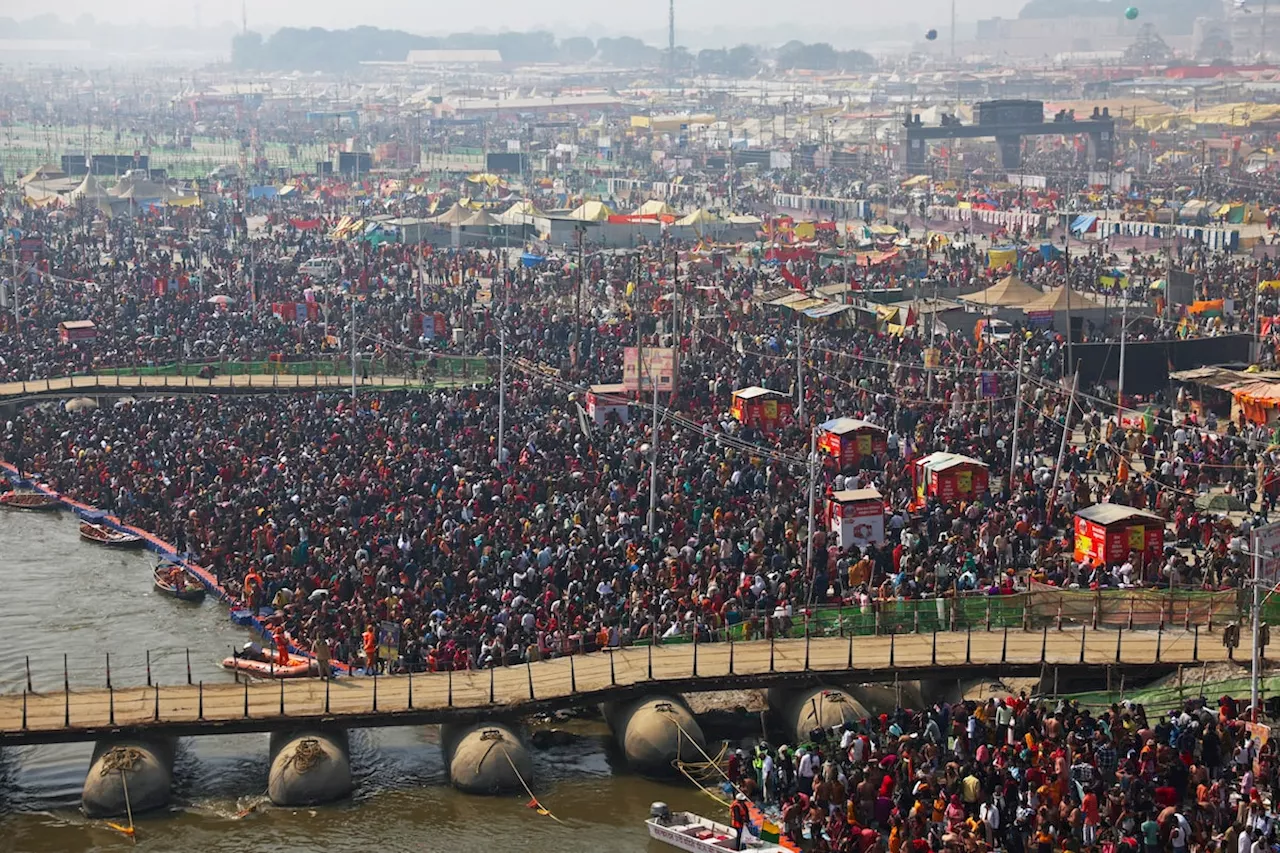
left=501, top=746, right=566, bottom=825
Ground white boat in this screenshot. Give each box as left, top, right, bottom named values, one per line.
left=646, top=803, right=788, bottom=853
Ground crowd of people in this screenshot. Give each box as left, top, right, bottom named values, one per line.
left=727, top=692, right=1277, bottom=853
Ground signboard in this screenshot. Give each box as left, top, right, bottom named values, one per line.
left=622, top=346, right=677, bottom=392
left=377, top=620, right=401, bottom=663
left=980, top=372, right=999, bottom=398
left=1252, top=521, right=1280, bottom=584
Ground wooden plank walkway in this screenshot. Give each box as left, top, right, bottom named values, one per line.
left=0, top=373, right=453, bottom=399
left=0, top=628, right=1246, bottom=746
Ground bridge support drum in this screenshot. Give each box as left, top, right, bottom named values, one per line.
left=767, top=686, right=868, bottom=745
left=267, top=729, right=352, bottom=806
left=602, top=695, right=705, bottom=775
left=439, top=722, right=533, bottom=794
left=81, top=737, right=176, bottom=818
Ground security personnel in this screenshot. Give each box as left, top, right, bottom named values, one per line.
left=730, top=792, right=751, bottom=850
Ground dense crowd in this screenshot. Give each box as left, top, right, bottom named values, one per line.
left=728, top=692, right=1276, bottom=853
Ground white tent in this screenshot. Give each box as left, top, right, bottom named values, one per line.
left=496, top=199, right=548, bottom=226
left=632, top=199, right=676, bottom=217
left=566, top=200, right=613, bottom=222
left=69, top=175, right=111, bottom=202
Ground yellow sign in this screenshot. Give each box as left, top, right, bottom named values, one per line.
left=857, top=433, right=873, bottom=455
left=956, top=470, right=973, bottom=493
left=1128, top=525, right=1145, bottom=551
left=923, top=347, right=940, bottom=368
left=1075, top=532, right=1092, bottom=557
left=762, top=399, right=778, bottom=420
left=794, top=222, right=816, bottom=241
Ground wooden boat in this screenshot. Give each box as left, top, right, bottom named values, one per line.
left=221, top=652, right=315, bottom=679
left=646, top=804, right=789, bottom=853
left=0, top=491, right=60, bottom=511
left=153, top=564, right=207, bottom=601
left=79, top=521, right=145, bottom=548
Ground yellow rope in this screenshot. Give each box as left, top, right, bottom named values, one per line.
left=283, top=738, right=327, bottom=774
left=501, top=746, right=566, bottom=825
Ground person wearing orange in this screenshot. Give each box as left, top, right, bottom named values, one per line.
left=362, top=625, right=378, bottom=674
left=243, top=567, right=264, bottom=610
left=271, top=626, right=289, bottom=665
left=729, top=792, right=751, bottom=850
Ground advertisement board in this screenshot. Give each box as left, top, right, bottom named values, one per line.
left=622, top=346, right=677, bottom=392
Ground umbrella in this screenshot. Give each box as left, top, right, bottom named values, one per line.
left=65, top=397, right=99, bottom=413
left=206, top=295, right=235, bottom=305
left=1194, top=493, right=1247, bottom=512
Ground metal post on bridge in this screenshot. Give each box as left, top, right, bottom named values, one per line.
left=63, top=654, right=70, bottom=727
left=931, top=631, right=938, bottom=666
left=186, top=649, right=192, bottom=685
left=693, top=627, right=699, bottom=677
left=447, top=668, right=453, bottom=707
left=804, top=618, right=810, bottom=672
left=889, top=632, right=896, bottom=668
left=728, top=632, right=735, bottom=676
left=1155, top=625, right=1162, bottom=663
left=847, top=633, right=854, bottom=669
left=408, top=670, right=414, bottom=709
left=154, top=684, right=160, bottom=722
left=609, top=648, right=617, bottom=685
left=966, top=627, right=972, bottom=665
left=570, top=655, right=577, bottom=694
left=109, top=682, right=115, bottom=726
left=325, top=676, right=332, bottom=714
left=1194, top=624, right=1200, bottom=662
left=198, top=681, right=204, bottom=720
left=648, top=640, right=654, bottom=681
left=1001, top=627, right=1008, bottom=664
left=1116, top=628, right=1123, bottom=663
left=769, top=633, right=775, bottom=673
left=1080, top=628, right=1087, bottom=664
left=1039, top=625, right=1048, bottom=663
left=146, top=650, right=152, bottom=687
left=281, top=678, right=287, bottom=715
left=25, top=656, right=31, bottom=693
left=22, top=690, right=27, bottom=730
left=372, top=667, right=378, bottom=713
left=489, top=666, right=495, bottom=703
left=244, top=677, right=249, bottom=717
left=105, top=652, right=112, bottom=690
left=527, top=659, right=535, bottom=699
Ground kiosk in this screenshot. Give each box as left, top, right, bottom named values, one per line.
left=818, top=417, right=888, bottom=471
left=586, top=383, right=631, bottom=426
left=912, top=452, right=989, bottom=506
left=58, top=320, right=97, bottom=344
left=730, top=386, right=793, bottom=432
left=829, top=488, right=885, bottom=549
left=1073, top=503, right=1165, bottom=566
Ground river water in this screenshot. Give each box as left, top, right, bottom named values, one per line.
left=0, top=509, right=711, bottom=852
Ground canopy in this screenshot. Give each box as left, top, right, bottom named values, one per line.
left=459, top=208, right=500, bottom=227
left=1021, top=287, right=1107, bottom=313
left=674, top=208, right=721, bottom=227
left=632, top=199, right=676, bottom=217
left=959, top=274, right=1043, bottom=309
left=496, top=199, right=548, bottom=225
left=68, top=174, right=111, bottom=202
left=567, top=200, right=614, bottom=222
left=431, top=202, right=475, bottom=225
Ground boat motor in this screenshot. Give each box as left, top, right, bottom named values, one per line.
left=650, top=802, right=672, bottom=825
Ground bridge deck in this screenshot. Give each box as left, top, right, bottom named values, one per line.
left=0, top=372, right=480, bottom=400
left=0, top=629, right=1243, bottom=746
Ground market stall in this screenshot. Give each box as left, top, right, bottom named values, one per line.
left=828, top=488, right=885, bottom=549
left=586, top=383, right=631, bottom=426
left=912, top=452, right=989, bottom=507
left=1072, top=504, right=1165, bottom=567
left=730, top=386, right=793, bottom=432
left=818, top=417, right=888, bottom=471
left=58, top=320, right=97, bottom=343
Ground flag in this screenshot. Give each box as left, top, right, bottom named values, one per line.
left=759, top=820, right=781, bottom=843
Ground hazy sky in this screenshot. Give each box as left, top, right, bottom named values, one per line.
left=14, top=0, right=1027, bottom=38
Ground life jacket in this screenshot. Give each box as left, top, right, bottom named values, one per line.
left=730, top=800, right=749, bottom=828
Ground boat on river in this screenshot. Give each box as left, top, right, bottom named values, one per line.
left=0, top=491, right=60, bottom=511
left=79, top=521, right=145, bottom=548
left=221, top=652, right=316, bottom=679
left=646, top=804, right=789, bottom=853
left=153, top=564, right=207, bottom=601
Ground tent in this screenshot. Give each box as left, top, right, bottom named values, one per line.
left=68, top=175, right=111, bottom=202
left=1020, top=287, right=1107, bottom=314
left=674, top=208, right=721, bottom=227
left=496, top=199, right=548, bottom=225
left=460, top=208, right=500, bottom=227
left=959, top=274, right=1043, bottom=309
left=632, top=199, right=676, bottom=217
left=431, top=202, right=476, bottom=225
left=567, top=200, right=614, bottom=221
left=19, top=164, right=66, bottom=185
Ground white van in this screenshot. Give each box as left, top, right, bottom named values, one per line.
left=298, top=258, right=341, bottom=280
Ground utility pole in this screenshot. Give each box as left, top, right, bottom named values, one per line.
left=349, top=292, right=357, bottom=400
left=647, top=369, right=661, bottom=535
left=805, top=427, right=817, bottom=591
left=950, top=0, right=957, bottom=60
left=1008, top=335, right=1025, bottom=495
left=1117, top=293, right=1128, bottom=424
left=796, top=314, right=805, bottom=424
left=1047, top=370, right=1080, bottom=524
left=668, top=0, right=676, bottom=86
left=497, top=326, right=505, bottom=469
left=1252, top=540, right=1262, bottom=722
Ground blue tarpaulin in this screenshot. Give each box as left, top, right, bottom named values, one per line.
left=1070, top=214, right=1098, bottom=235
left=520, top=252, right=546, bottom=267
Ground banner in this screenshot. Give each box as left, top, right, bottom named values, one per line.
left=623, top=346, right=677, bottom=392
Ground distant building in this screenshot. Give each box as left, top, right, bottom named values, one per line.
left=406, top=50, right=503, bottom=66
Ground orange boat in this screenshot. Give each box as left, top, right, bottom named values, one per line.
left=220, top=653, right=315, bottom=679
left=0, top=492, right=60, bottom=511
